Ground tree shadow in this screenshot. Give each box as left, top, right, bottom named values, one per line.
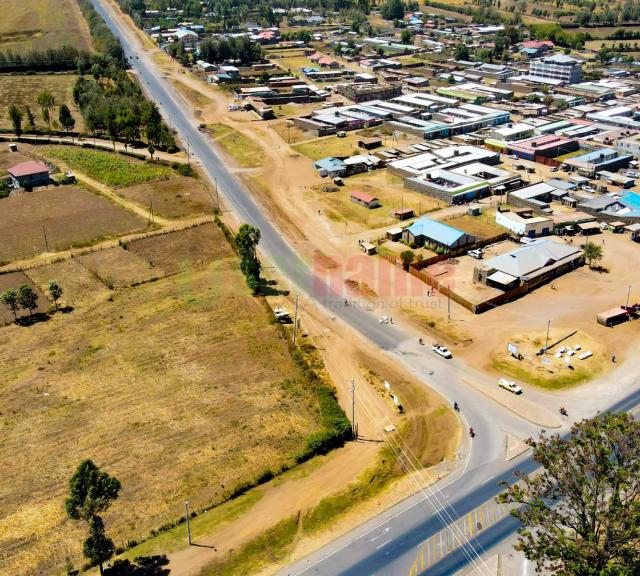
left=258, top=278, right=289, bottom=296
left=589, top=265, right=610, bottom=274
left=105, top=555, right=171, bottom=576
left=15, top=312, right=50, bottom=326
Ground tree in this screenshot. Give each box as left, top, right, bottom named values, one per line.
left=8, top=104, right=23, bottom=137
left=25, top=106, right=35, bottom=131
left=36, top=90, right=55, bottom=130
left=235, top=224, right=261, bottom=294
left=454, top=43, right=470, bottom=60
left=400, top=250, right=415, bottom=271
left=583, top=241, right=603, bottom=268
left=498, top=413, right=640, bottom=575
left=17, top=284, right=38, bottom=318
left=381, top=0, right=405, bottom=21
left=66, top=460, right=121, bottom=575
left=58, top=104, right=76, bottom=134
left=401, top=29, right=412, bottom=45
left=0, top=289, right=20, bottom=320
left=48, top=280, right=63, bottom=311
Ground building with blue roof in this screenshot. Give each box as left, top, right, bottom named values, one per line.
left=314, top=157, right=347, bottom=177
left=402, top=217, right=475, bottom=251
left=564, top=148, right=632, bottom=177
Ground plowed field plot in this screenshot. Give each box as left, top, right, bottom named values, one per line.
left=77, top=247, right=161, bottom=288
left=0, top=271, right=46, bottom=324
left=0, top=186, right=147, bottom=263
left=127, top=223, right=233, bottom=275
left=117, top=175, right=214, bottom=218
left=26, top=258, right=111, bottom=308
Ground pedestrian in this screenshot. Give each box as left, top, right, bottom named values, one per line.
left=611, top=354, right=616, bottom=363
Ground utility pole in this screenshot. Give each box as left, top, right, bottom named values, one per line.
left=42, top=226, right=49, bottom=252
left=447, top=283, right=451, bottom=321
left=626, top=284, right=632, bottom=309
left=187, top=138, right=190, bottom=165
left=184, top=501, right=192, bottom=545
left=293, top=294, right=299, bottom=345
left=544, top=319, right=551, bottom=352
left=350, top=379, right=357, bottom=440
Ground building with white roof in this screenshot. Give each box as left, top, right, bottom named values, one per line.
left=528, top=54, right=583, bottom=84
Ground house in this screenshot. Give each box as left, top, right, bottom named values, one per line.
left=402, top=217, right=475, bottom=251
left=173, top=28, right=198, bottom=46
left=474, top=239, right=584, bottom=291
left=495, top=209, right=554, bottom=238
left=314, top=157, right=347, bottom=178
left=8, top=161, right=50, bottom=188
left=351, top=190, right=381, bottom=209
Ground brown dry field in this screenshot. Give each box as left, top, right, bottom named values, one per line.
left=0, top=247, right=326, bottom=575
left=0, top=186, right=148, bottom=263
left=26, top=258, right=111, bottom=308
left=127, top=223, right=233, bottom=275
left=0, top=74, right=85, bottom=132
left=0, top=0, right=92, bottom=53
left=77, top=247, right=162, bottom=288
left=0, top=148, right=32, bottom=171
left=117, top=175, right=215, bottom=219
left=0, top=271, right=46, bottom=324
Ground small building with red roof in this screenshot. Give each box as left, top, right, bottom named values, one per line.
left=8, top=160, right=50, bottom=188
left=350, top=190, right=381, bottom=209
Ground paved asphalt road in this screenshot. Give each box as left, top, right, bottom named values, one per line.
left=89, top=3, right=640, bottom=573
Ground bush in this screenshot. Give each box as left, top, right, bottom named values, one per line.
left=174, top=163, right=196, bottom=178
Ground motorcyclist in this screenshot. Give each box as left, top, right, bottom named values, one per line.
left=469, top=427, right=475, bottom=437
left=418, top=337, right=424, bottom=345
left=453, top=401, right=459, bottom=412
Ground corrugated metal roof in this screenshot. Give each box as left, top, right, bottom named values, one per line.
left=405, top=217, right=470, bottom=247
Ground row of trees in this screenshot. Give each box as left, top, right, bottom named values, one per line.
left=235, top=224, right=262, bottom=294
left=0, top=46, right=92, bottom=73
left=0, top=281, right=63, bottom=321
left=73, top=71, right=175, bottom=152
left=8, top=89, right=76, bottom=137
left=175, top=36, right=263, bottom=66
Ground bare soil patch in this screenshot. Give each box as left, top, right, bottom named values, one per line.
left=0, top=271, right=46, bottom=324
left=76, top=247, right=161, bottom=288
left=117, top=175, right=215, bottom=219
left=25, top=258, right=111, bottom=308
left=0, top=185, right=147, bottom=263
left=127, top=223, right=234, bottom=275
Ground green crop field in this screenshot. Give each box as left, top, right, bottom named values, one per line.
left=0, top=0, right=92, bottom=53
left=40, top=146, right=173, bottom=187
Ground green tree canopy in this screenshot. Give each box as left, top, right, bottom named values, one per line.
left=382, top=0, right=405, bottom=21
left=499, top=413, right=640, bottom=575
left=48, top=280, right=63, bottom=310
left=0, top=288, right=20, bottom=320
left=583, top=241, right=604, bottom=268
left=235, top=224, right=262, bottom=294
left=8, top=104, right=22, bottom=137
left=17, top=284, right=38, bottom=318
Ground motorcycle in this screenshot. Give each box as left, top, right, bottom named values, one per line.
left=469, top=427, right=475, bottom=438
left=454, top=402, right=460, bottom=413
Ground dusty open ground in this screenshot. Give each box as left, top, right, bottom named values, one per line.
left=0, top=74, right=85, bottom=132
left=0, top=0, right=92, bottom=52
left=0, top=225, right=331, bottom=576
left=117, top=175, right=215, bottom=219
left=0, top=185, right=147, bottom=263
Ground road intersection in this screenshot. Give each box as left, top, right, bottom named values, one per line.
left=88, top=2, right=640, bottom=572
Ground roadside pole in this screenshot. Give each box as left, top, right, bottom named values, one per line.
left=293, top=294, right=299, bottom=345
left=185, top=501, right=192, bottom=545
left=545, top=319, right=551, bottom=352
left=351, top=379, right=357, bottom=440
left=447, top=284, right=451, bottom=321
left=626, top=284, right=632, bottom=309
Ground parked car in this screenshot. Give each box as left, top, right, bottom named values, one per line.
left=498, top=378, right=522, bottom=394
left=468, top=248, right=484, bottom=259
left=508, top=154, right=518, bottom=160
left=432, top=343, right=452, bottom=359
left=550, top=166, right=559, bottom=172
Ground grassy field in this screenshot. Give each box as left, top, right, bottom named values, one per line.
left=0, top=185, right=147, bottom=263
left=0, top=74, right=85, bottom=132
left=0, top=224, right=329, bottom=576
left=208, top=123, right=266, bottom=168
left=293, top=133, right=364, bottom=160
left=442, top=213, right=505, bottom=240
left=0, top=0, right=92, bottom=52
left=316, top=171, right=443, bottom=230
left=492, top=329, right=608, bottom=389
left=117, top=175, right=215, bottom=219
left=40, top=146, right=173, bottom=187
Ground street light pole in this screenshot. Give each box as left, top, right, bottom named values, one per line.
left=545, top=319, right=551, bottom=352
left=626, top=284, right=632, bottom=309
left=185, top=501, right=192, bottom=545
left=350, top=379, right=357, bottom=440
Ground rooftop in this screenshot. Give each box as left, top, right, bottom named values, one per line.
left=8, top=160, right=49, bottom=177
left=405, top=217, right=472, bottom=247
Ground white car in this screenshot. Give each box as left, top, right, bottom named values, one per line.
left=432, top=343, right=452, bottom=359
left=498, top=378, right=523, bottom=395
left=550, top=167, right=558, bottom=172
left=508, top=154, right=518, bottom=160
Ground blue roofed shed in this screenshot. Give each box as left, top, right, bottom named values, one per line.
left=402, top=217, right=475, bottom=251
left=314, top=157, right=347, bottom=177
